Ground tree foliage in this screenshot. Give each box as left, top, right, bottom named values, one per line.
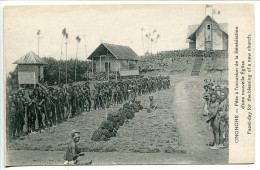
left=42, top=57, right=91, bottom=85
left=6, top=57, right=92, bottom=89
left=6, top=66, right=19, bottom=92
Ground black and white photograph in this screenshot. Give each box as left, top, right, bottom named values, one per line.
left=2, top=3, right=254, bottom=166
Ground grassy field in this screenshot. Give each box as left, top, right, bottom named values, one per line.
left=6, top=70, right=229, bottom=165
left=8, top=83, right=183, bottom=154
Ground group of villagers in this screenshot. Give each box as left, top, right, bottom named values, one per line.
left=203, top=79, right=229, bottom=150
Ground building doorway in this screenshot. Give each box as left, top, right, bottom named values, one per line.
left=105, top=62, right=111, bottom=72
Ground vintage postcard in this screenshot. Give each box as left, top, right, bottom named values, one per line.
left=3, top=4, right=254, bottom=165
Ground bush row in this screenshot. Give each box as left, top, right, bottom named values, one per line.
left=91, top=101, right=143, bottom=141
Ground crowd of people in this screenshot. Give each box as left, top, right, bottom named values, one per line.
left=140, top=50, right=228, bottom=73
left=141, top=50, right=228, bottom=62
left=91, top=72, right=109, bottom=81
left=202, top=78, right=229, bottom=150
left=6, top=76, right=170, bottom=140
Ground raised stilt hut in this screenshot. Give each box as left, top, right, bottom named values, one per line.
left=13, top=51, right=48, bottom=88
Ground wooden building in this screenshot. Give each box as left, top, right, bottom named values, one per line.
left=13, top=51, right=48, bottom=88
left=88, top=43, right=140, bottom=77
left=187, top=15, right=228, bottom=51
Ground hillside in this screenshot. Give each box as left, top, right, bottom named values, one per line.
left=140, top=50, right=228, bottom=75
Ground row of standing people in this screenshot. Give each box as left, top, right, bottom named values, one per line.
left=203, top=80, right=229, bottom=150
left=6, top=76, right=170, bottom=140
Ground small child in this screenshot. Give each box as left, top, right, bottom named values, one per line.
left=203, top=84, right=210, bottom=116
left=63, top=129, right=92, bottom=165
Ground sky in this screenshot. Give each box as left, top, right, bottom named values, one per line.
left=4, top=4, right=230, bottom=73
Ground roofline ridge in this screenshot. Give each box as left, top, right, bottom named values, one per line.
left=88, top=42, right=139, bottom=60
left=13, top=50, right=48, bottom=65
left=187, top=15, right=228, bottom=40
left=103, top=42, right=131, bottom=48
left=102, top=43, right=118, bottom=59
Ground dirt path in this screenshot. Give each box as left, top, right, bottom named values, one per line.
left=172, top=77, right=228, bottom=164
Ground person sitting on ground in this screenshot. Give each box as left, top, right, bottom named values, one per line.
left=63, top=129, right=92, bottom=165
left=146, top=95, right=157, bottom=113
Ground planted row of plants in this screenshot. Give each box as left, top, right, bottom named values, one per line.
left=91, top=101, right=143, bottom=141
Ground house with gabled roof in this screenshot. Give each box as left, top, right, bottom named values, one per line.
left=88, top=43, right=140, bottom=77
left=13, top=51, right=48, bottom=88
left=187, top=15, right=228, bottom=51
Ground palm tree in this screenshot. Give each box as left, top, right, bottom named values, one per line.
left=154, top=34, right=160, bottom=53
left=83, top=34, right=89, bottom=80
left=37, top=30, right=41, bottom=35
left=150, top=38, right=154, bottom=54
left=147, top=33, right=153, bottom=54
left=74, top=35, right=81, bottom=82
left=150, top=29, right=157, bottom=54
left=145, top=33, right=151, bottom=54
left=37, top=30, right=41, bottom=56
left=59, top=28, right=67, bottom=84
left=65, top=32, right=69, bottom=84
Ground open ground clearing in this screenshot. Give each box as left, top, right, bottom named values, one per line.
left=6, top=73, right=228, bottom=165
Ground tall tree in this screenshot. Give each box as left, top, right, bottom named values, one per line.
left=147, top=33, right=152, bottom=54
left=154, top=34, right=160, bottom=54
left=83, top=34, right=89, bottom=80
left=59, top=28, right=67, bottom=84
left=6, top=66, right=18, bottom=92
left=65, top=32, right=69, bottom=84
left=37, top=30, right=41, bottom=56
left=150, top=38, right=154, bottom=54
left=145, top=33, right=151, bottom=54
left=75, top=35, right=81, bottom=82
left=150, top=29, right=157, bottom=54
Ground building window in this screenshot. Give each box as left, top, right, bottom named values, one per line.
left=129, top=61, right=136, bottom=70
left=208, top=36, right=211, bottom=41
left=207, top=24, right=211, bottom=30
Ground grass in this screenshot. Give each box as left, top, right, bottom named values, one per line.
left=8, top=69, right=228, bottom=155
left=8, top=85, right=183, bottom=154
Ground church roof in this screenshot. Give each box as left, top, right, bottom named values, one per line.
left=187, top=15, right=228, bottom=41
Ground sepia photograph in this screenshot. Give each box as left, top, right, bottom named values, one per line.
left=3, top=4, right=254, bottom=166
